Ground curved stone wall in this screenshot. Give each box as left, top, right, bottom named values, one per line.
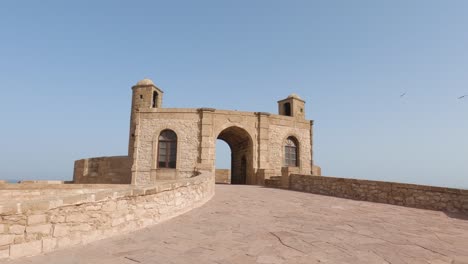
left=73, top=156, right=132, bottom=184
left=0, top=172, right=215, bottom=260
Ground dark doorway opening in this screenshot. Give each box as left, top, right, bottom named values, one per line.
left=284, top=102, right=291, bottom=116
left=216, top=126, right=253, bottom=185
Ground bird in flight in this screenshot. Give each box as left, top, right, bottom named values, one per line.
left=458, top=95, right=467, bottom=99
left=400, top=92, right=406, bottom=98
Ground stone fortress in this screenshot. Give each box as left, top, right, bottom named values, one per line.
left=1, top=78, right=467, bottom=261
left=74, top=78, right=322, bottom=186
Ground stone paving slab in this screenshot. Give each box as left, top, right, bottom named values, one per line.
left=7, top=185, right=468, bottom=264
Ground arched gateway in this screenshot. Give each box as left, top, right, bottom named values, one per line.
left=73, top=79, right=320, bottom=186
left=217, top=126, right=253, bottom=184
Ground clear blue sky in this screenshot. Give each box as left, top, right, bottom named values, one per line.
left=0, top=1, right=467, bottom=188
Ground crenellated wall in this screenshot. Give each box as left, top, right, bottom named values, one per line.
left=0, top=172, right=214, bottom=260
left=289, top=174, right=468, bottom=214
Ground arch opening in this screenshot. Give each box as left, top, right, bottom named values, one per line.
left=284, top=102, right=292, bottom=116
left=152, top=91, right=159, bottom=108
left=216, top=126, right=253, bottom=185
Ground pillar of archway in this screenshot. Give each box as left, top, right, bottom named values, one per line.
left=197, top=108, right=216, bottom=172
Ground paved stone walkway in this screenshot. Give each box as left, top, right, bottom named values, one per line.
left=9, top=185, right=468, bottom=264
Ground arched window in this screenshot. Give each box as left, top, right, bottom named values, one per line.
left=284, top=137, right=298, bottom=167
left=158, top=130, right=177, bottom=168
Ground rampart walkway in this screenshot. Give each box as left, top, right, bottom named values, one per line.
left=9, top=185, right=468, bottom=264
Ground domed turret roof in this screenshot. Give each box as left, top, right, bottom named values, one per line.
left=288, top=93, right=303, bottom=100
left=135, top=78, right=155, bottom=86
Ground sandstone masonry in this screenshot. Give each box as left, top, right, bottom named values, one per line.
left=287, top=174, right=468, bottom=214
left=73, top=79, right=321, bottom=186
left=0, top=173, right=214, bottom=260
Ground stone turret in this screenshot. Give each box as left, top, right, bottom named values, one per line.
left=128, top=78, right=164, bottom=157
left=277, top=94, right=306, bottom=119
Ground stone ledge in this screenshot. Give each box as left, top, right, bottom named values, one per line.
left=288, top=174, right=468, bottom=214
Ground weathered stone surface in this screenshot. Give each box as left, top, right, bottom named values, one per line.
left=73, top=156, right=132, bottom=184
left=0, top=172, right=214, bottom=260
left=6, top=185, right=468, bottom=264
left=0, top=235, right=15, bottom=246
left=41, top=238, right=57, bottom=253
left=26, top=224, right=51, bottom=235
left=57, top=236, right=81, bottom=248
left=0, top=245, right=9, bottom=259
left=27, top=215, right=47, bottom=225
left=215, top=169, right=231, bottom=184
left=52, top=225, right=69, bottom=238
left=288, top=174, right=468, bottom=214
left=73, top=79, right=318, bottom=186
left=66, top=213, right=89, bottom=223
left=9, top=225, right=26, bottom=235
left=9, top=240, right=42, bottom=258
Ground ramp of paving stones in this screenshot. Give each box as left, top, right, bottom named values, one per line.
left=7, top=185, right=468, bottom=264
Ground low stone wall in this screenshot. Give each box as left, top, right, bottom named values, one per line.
left=290, top=175, right=468, bottom=214
left=215, top=169, right=230, bottom=184
left=0, top=172, right=215, bottom=260
left=18, top=181, right=68, bottom=184
left=73, top=156, right=132, bottom=184
left=312, top=165, right=322, bottom=176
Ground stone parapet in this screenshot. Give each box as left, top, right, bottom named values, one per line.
left=0, top=172, right=215, bottom=260
left=73, top=156, right=132, bottom=184
left=215, top=169, right=230, bottom=184
left=289, top=174, right=468, bottom=214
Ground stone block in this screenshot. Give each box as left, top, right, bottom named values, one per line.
left=70, top=224, right=93, bottom=232
left=10, top=240, right=42, bottom=258
left=53, top=225, right=70, bottom=237
left=62, top=194, right=89, bottom=205
left=0, top=235, right=15, bottom=246
left=26, top=224, right=52, bottom=235
left=28, top=214, right=47, bottom=225
left=49, top=215, right=65, bottom=223
left=42, top=237, right=57, bottom=253
left=111, top=217, right=126, bottom=227
left=102, top=201, right=117, bottom=212
left=66, top=214, right=89, bottom=223
left=85, top=205, right=101, bottom=211
left=57, top=236, right=82, bottom=248
left=8, top=225, right=25, bottom=235
left=20, top=200, right=51, bottom=213
left=117, top=200, right=128, bottom=210
left=0, top=204, right=18, bottom=215
left=13, top=235, right=25, bottom=244
left=0, top=224, right=5, bottom=234
left=0, top=245, right=9, bottom=259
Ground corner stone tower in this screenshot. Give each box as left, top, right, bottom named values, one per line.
left=278, top=93, right=306, bottom=119
left=128, top=79, right=164, bottom=158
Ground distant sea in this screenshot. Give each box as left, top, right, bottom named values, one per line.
left=0, top=179, right=18, bottom=183
left=2, top=179, right=19, bottom=183
left=1, top=179, right=71, bottom=183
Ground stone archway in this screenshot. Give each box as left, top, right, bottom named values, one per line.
left=217, top=126, right=254, bottom=185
